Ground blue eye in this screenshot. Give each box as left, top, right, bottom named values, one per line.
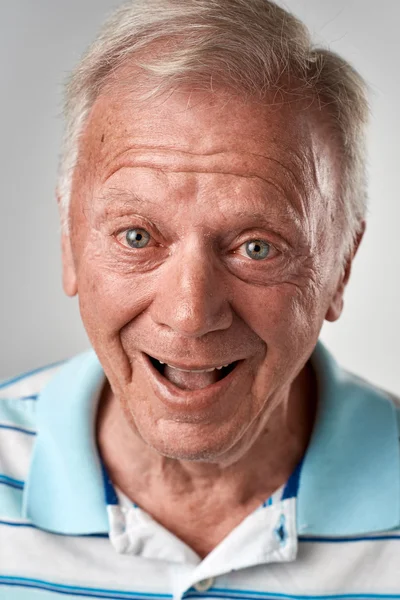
left=125, top=228, right=151, bottom=248
left=245, top=240, right=271, bottom=260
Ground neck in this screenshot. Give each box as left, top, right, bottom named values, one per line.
left=96, top=361, right=317, bottom=557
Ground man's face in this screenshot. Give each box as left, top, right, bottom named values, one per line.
left=63, top=83, right=346, bottom=463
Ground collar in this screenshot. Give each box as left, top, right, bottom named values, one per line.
left=23, top=342, right=400, bottom=536
left=298, top=343, right=400, bottom=534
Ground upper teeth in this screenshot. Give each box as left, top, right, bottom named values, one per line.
left=158, top=360, right=229, bottom=373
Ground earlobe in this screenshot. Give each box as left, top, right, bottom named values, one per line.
left=325, top=292, right=344, bottom=323
left=325, top=253, right=351, bottom=322
left=61, top=234, right=78, bottom=297
left=324, top=222, right=366, bottom=323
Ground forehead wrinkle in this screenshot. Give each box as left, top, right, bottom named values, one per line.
left=102, top=146, right=306, bottom=193
left=104, top=167, right=306, bottom=225
left=98, top=143, right=306, bottom=181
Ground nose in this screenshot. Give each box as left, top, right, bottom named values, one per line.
left=149, top=238, right=233, bottom=338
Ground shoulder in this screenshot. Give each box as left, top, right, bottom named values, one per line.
left=0, top=359, right=65, bottom=400
left=312, top=342, right=400, bottom=421
left=0, top=360, right=66, bottom=433
left=0, top=360, right=66, bottom=522
left=334, top=365, right=400, bottom=445
left=343, top=368, right=400, bottom=415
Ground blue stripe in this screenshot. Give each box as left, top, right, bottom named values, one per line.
left=0, top=520, right=109, bottom=539
left=185, top=590, right=400, bottom=600
left=20, top=395, right=38, bottom=401
left=0, top=577, right=172, bottom=599
left=0, top=360, right=65, bottom=390
left=0, top=520, right=35, bottom=529
left=0, top=423, right=36, bottom=436
left=299, top=535, right=400, bottom=543
left=101, top=459, right=119, bottom=506
left=0, top=474, right=24, bottom=490
left=262, top=497, right=273, bottom=508
left=281, top=458, right=303, bottom=501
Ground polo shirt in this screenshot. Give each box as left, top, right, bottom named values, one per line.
left=0, top=342, right=399, bottom=600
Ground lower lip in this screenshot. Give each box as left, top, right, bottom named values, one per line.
left=141, top=353, right=245, bottom=412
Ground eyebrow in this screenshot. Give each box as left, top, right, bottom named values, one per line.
left=230, top=206, right=307, bottom=244
left=100, top=177, right=304, bottom=211
left=99, top=188, right=301, bottom=221
left=97, top=188, right=147, bottom=207
left=96, top=187, right=308, bottom=246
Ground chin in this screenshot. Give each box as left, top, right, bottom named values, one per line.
left=142, top=420, right=242, bottom=463
left=152, top=445, right=222, bottom=463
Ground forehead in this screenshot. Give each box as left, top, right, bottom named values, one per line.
left=74, top=81, right=339, bottom=225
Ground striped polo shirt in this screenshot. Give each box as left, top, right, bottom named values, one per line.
left=0, top=342, right=400, bottom=600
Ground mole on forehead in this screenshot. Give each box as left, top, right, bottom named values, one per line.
left=94, top=126, right=311, bottom=168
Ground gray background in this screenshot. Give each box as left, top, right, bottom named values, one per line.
left=0, top=1, right=399, bottom=395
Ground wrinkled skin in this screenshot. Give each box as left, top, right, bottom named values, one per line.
left=61, top=84, right=360, bottom=555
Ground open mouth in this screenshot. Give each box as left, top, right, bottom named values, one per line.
left=147, top=354, right=240, bottom=391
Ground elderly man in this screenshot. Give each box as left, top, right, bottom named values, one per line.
left=1, top=0, right=399, bottom=598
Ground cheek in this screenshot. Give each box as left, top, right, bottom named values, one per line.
left=76, top=260, right=155, bottom=339
left=245, top=283, right=323, bottom=407
left=237, top=281, right=322, bottom=348
left=76, top=265, right=157, bottom=391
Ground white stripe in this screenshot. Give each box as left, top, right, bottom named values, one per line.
left=2, top=523, right=400, bottom=597
left=0, top=364, right=63, bottom=399
left=0, top=525, right=173, bottom=595
left=0, top=428, right=35, bottom=483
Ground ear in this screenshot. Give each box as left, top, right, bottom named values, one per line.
left=325, top=222, right=366, bottom=323
left=61, top=233, right=78, bottom=297
left=57, top=191, right=78, bottom=297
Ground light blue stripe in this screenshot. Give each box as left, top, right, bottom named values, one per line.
left=0, top=587, right=50, bottom=600
left=0, top=484, right=24, bottom=519
left=0, top=360, right=64, bottom=390
left=0, top=475, right=24, bottom=490
left=0, top=423, right=36, bottom=436
left=0, top=577, right=172, bottom=599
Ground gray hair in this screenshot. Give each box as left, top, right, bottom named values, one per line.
left=59, top=0, right=369, bottom=254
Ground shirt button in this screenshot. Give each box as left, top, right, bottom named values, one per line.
left=193, top=577, right=215, bottom=592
